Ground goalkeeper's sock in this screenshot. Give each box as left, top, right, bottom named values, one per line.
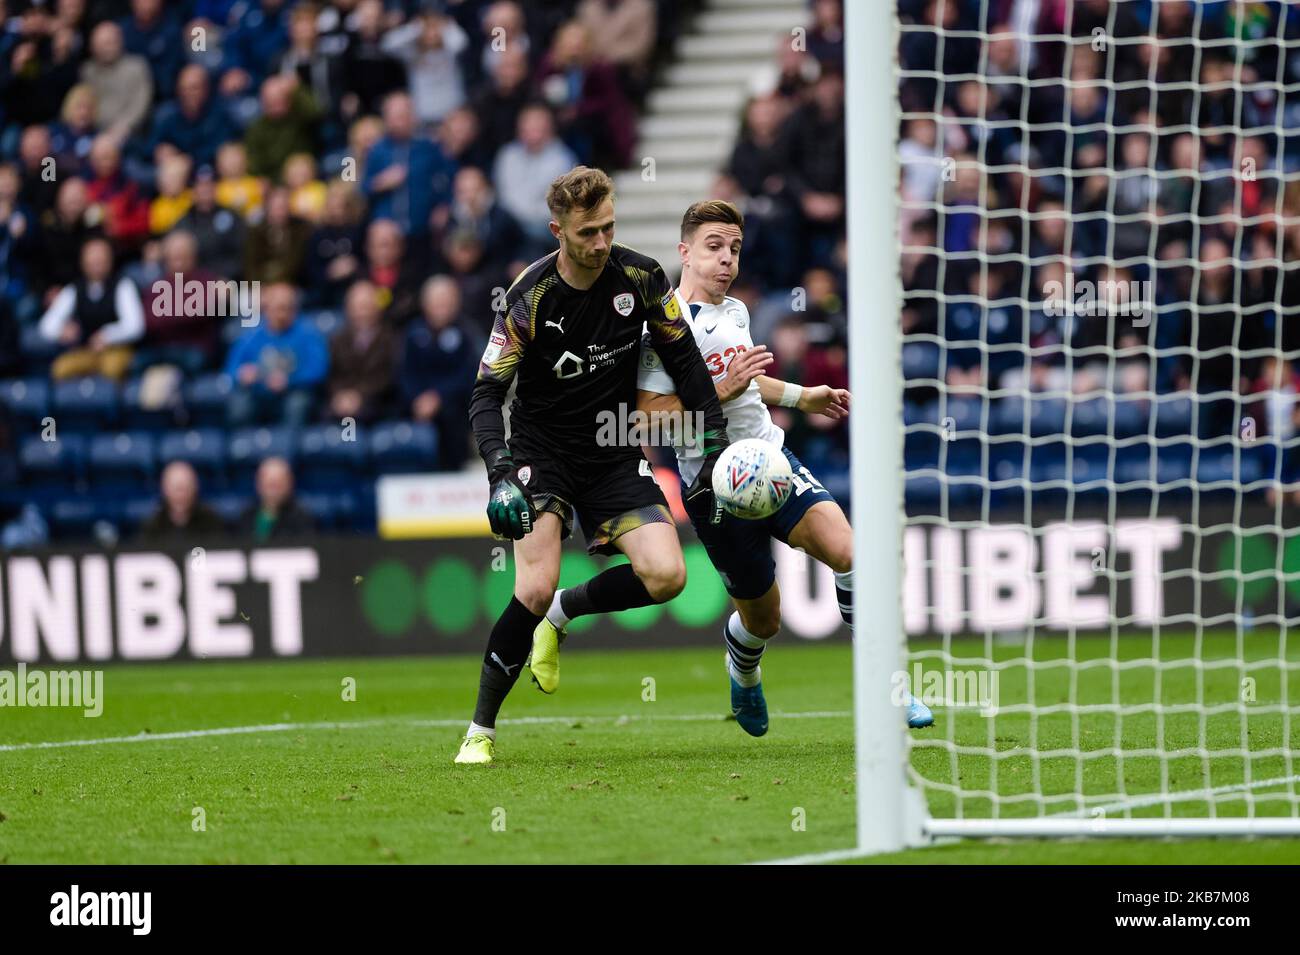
left=834, top=569, right=853, bottom=628
left=724, top=611, right=767, bottom=688
left=466, top=721, right=496, bottom=740
left=557, top=563, right=656, bottom=620
left=471, top=596, right=542, bottom=729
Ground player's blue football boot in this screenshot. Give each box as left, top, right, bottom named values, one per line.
left=728, top=659, right=769, bottom=737
left=907, top=692, right=934, bottom=728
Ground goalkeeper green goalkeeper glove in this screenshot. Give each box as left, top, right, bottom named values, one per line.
left=485, top=449, right=536, bottom=540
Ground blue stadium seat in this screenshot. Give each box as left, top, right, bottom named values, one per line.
left=18, top=434, right=87, bottom=494
left=227, top=426, right=295, bottom=490
left=120, top=496, right=161, bottom=531
left=307, top=310, right=343, bottom=338
left=296, top=491, right=338, bottom=529
left=49, top=498, right=106, bottom=539
left=297, top=423, right=370, bottom=490
left=1115, top=446, right=1158, bottom=487
left=184, top=373, right=235, bottom=427
left=122, top=375, right=183, bottom=431
left=1026, top=441, right=1068, bottom=494
left=1069, top=444, right=1113, bottom=493
left=943, top=396, right=983, bottom=435
left=903, top=428, right=940, bottom=470
left=1113, top=395, right=1148, bottom=437
left=1070, top=396, right=1110, bottom=436
left=221, top=316, right=250, bottom=347
left=1154, top=393, right=1193, bottom=437
left=370, top=420, right=437, bottom=474
left=53, top=375, right=120, bottom=431
left=1028, top=396, right=1068, bottom=437
left=987, top=446, right=1028, bottom=509
left=903, top=400, right=940, bottom=429
left=19, top=325, right=57, bottom=372
left=157, top=428, right=228, bottom=488
left=993, top=395, right=1070, bottom=437
left=901, top=342, right=941, bottom=381
left=344, top=484, right=377, bottom=533
left=0, top=377, right=50, bottom=430
left=1196, top=448, right=1272, bottom=491
left=1156, top=441, right=1194, bottom=492
left=208, top=492, right=250, bottom=527
left=88, top=431, right=156, bottom=492
left=904, top=473, right=944, bottom=510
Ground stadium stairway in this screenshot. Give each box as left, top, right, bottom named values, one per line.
left=612, top=0, right=809, bottom=274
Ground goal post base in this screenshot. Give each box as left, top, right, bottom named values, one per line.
left=924, top=818, right=1300, bottom=839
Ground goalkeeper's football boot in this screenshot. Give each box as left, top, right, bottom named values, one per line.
left=528, top=617, right=566, bottom=694
left=907, top=693, right=934, bottom=729
left=728, top=660, right=769, bottom=737
left=453, top=733, right=495, bottom=764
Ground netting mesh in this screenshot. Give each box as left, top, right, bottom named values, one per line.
left=895, top=0, right=1300, bottom=823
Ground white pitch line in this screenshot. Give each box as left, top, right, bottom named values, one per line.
left=0, top=710, right=852, bottom=753
left=752, top=846, right=875, bottom=866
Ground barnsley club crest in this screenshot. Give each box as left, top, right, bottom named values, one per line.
left=613, top=293, right=635, bottom=316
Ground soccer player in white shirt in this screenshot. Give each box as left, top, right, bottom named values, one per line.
left=531, top=199, right=932, bottom=735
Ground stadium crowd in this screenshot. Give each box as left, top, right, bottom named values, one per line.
left=0, top=0, right=853, bottom=544
left=892, top=0, right=1300, bottom=510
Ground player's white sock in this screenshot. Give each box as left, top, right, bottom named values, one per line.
left=724, top=612, right=767, bottom=688
left=727, top=657, right=762, bottom=690
left=546, top=590, right=571, bottom=629
left=833, top=569, right=853, bottom=628
left=467, top=721, right=496, bottom=740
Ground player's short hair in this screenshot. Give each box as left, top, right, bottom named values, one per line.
left=680, top=199, right=744, bottom=242
left=546, top=166, right=615, bottom=221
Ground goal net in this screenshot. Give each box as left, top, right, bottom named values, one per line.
left=852, top=0, right=1300, bottom=846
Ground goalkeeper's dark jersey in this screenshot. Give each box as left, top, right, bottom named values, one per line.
left=470, top=244, right=727, bottom=468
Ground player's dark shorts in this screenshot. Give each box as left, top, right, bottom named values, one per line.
left=509, top=439, right=673, bottom=555
left=684, top=446, right=838, bottom=600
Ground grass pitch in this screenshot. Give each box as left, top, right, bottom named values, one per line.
left=1, top=636, right=1297, bottom=864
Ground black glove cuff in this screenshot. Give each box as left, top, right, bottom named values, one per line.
left=485, top=448, right=515, bottom=483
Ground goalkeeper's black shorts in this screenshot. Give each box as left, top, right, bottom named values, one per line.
left=508, top=439, right=673, bottom=556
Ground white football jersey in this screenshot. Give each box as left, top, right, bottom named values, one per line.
left=637, top=292, right=784, bottom=485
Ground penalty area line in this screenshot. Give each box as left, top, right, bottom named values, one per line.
left=0, top=709, right=851, bottom=752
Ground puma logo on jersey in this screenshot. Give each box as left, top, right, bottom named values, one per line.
left=546, top=316, right=567, bottom=334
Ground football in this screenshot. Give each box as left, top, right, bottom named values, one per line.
left=711, top=438, right=794, bottom=520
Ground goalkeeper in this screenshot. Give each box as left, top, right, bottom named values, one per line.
left=454, top=167, right=729, bottom=765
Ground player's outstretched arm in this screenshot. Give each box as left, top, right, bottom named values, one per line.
left=755, top=375, right=851, bottom=420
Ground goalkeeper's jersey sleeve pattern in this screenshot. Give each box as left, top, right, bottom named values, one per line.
left=468, top=256, right=541, bottom=464
left=637, top=261, right=730, bottom=463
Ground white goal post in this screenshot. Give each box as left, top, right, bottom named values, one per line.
left=849, top=0, right=1300, bottom=852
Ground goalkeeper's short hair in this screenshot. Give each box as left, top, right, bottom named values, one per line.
left=547, top=165, right=615, bottom=222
